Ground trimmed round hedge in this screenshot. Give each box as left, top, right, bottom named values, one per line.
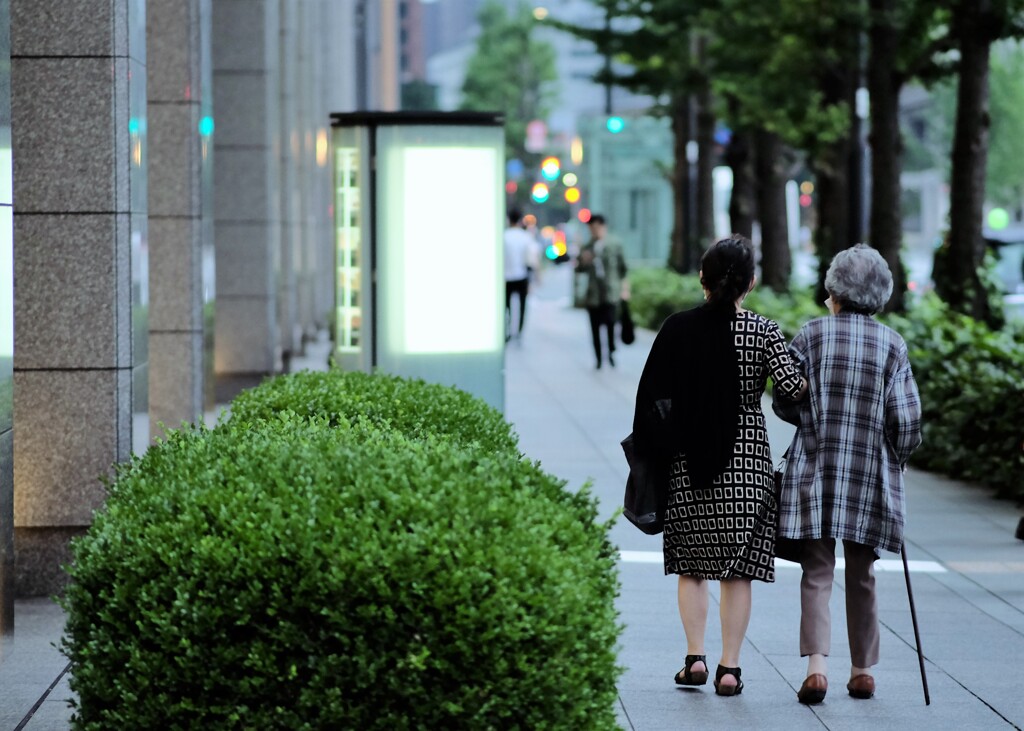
left=61, top=415, right=621, bottom=730
left=225, top=369, right=520, bottom=455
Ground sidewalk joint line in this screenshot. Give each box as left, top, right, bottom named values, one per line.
left=14, top=661, right=71, bottom=731
left=616, top=694, right=636, bottom=731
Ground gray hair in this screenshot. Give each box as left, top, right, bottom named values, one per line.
left=824, top=244, right=893, bottom=314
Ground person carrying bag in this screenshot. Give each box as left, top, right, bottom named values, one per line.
left=627, top=235, right=806, bottom=697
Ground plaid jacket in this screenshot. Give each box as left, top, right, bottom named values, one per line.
left=777, top=313, right=922, bottom=553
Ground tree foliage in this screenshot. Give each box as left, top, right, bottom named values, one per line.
left=703, top=0, right=858, bottom=155
left=459, top=0, right=558, bottom=166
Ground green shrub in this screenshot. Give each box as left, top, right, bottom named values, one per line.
left=744, top=286, right=824, bottom=338
left=61, top=415, right=621, bottom=730
left=225, top=369, right=520, bottom=456
left=628, top=267, right=704, bottom=330
left=628, top=266, right=822, bottom=335
left=885, top=294, right=1024, bottom=499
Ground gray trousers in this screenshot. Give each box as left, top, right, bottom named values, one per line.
left=799, top=538, right=880, bottom=668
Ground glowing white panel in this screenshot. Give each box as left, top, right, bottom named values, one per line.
left=0, top=148, right=11, bottom=205
left=399, top=147, right=498, bottom=354
left=0, top=206, right=11, bottom=358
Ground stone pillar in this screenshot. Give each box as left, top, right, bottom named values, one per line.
left=295, top=0, right=315, bottom=344
left=11, top=0, right=148, bottom=596
left=277, top=0, right=301, bottom=362
left=147, top=0, right=210, bottom=435
left=0, top=0, right=13, bottom=632
left=212, top=0, right=279, bottom=399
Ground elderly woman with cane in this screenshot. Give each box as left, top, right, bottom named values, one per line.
left=774, top=244, right=922, bottom=705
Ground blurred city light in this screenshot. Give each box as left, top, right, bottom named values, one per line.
left=532, top=182, right=550, bottom=203
left=541, top=156, right=560, bottom=180
left=799, top=194, right=812, bottom=207
left=988, top=207, right=1010, bottom=230
left=523, top=214, right=537, bottom=227
left=505, top=181, right=518, bottom=194
left=564, top=187, right=580, bottom=203
left=571, top=136, right=584, bottom=165
left=800, top=181, right=814, bottom=195
left=578, top=208, right=592, bottom=223
left=562, top=172, right=578, bottom=187
left=606, top=116, right=625, bottom=134
left=316, top=128, right=328, bottom=167
left=507, top=158, right=524, bottom=178
left=533, top=7, right=548, bottom=20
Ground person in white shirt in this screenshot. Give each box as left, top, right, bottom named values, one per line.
left=504, top=209, right=539, bottom=341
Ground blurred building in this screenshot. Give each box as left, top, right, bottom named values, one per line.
left=0, top=0, right=402, bottom=619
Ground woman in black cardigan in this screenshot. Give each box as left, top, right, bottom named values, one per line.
left=633, top=236, right=805, bottom=696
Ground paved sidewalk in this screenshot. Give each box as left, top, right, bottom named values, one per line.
left=3, top=265, right=1023, bottom=729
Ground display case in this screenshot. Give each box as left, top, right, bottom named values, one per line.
left=330, top=111, right=506, bottom=411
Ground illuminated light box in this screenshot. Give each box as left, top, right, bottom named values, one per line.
left=330, top=111, right=506, bottom=411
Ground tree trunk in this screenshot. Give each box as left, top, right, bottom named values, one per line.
left=814, top=142, right=852, bottom=302
left=754, top=128, right=790, bottom=291
left=696, top=93, right=716, bottom=246
left=695, top=39, right=716, bottom=247
left=813, top=59, right=857, bottom=301
left=668, top=95, right=696, bottom=272
left=868, top=0, right=908, bottom=312
left=724, top=123, right=755, bottom=239
left=937, top=0, right=993, bottom=322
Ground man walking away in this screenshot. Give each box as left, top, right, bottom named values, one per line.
left=504, top=208, right=538, bottom=341
left=577, top=213, right=629, bottom=368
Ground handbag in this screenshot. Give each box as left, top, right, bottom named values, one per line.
left=573, top=271, right=589, bottom=308
left=619, top=299, right=635, bottom=344
left=620, top=433, right=665, bottom=535
left=773, top=451, right=804, bottom=563
left=620, top=398, right=672, bottom=535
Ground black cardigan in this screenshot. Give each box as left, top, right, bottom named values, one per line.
left=632, top=305, right=741, bottom=490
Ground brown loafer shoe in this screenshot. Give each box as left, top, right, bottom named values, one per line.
left=847, top=674, right=875, bottom=699
left=797, top=673, right=828, bottom=704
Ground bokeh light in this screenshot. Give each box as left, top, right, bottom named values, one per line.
left=988, top=207, right=1010, bottom=230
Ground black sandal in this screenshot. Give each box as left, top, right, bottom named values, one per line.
left=714, top=664, right=743, bottom=696
left=674, top=655, right=708, bottom=686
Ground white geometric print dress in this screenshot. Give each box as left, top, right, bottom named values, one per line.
left=663, top=311, right=804, bottom=582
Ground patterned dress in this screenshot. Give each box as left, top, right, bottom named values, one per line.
left=663, top=311, right=803, bottom=581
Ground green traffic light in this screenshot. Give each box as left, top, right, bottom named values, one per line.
left=606, top=116, right=625, bottom=134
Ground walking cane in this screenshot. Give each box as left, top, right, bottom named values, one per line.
left=901, top=545, right=931, bottom=705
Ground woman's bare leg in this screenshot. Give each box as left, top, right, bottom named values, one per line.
left=716, top=578, right=752, bottom=690
left=678, top=575, right=709, bottom=675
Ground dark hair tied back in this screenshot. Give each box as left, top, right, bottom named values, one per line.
left=700, top=235, right=755, bottom=313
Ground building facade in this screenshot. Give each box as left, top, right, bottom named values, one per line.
left=0, top=0, right=402, bottom=625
